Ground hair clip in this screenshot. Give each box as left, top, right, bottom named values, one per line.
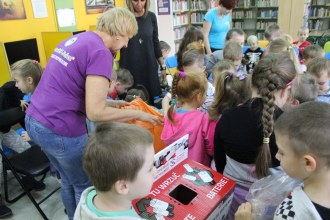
left=179, top=71, right=185, bottom=78
left=263, top=137, right=270, bottom=144
left=228, top=72, right=234, bottom=77
left=287, top=46, right=293, bottom=51
left=32, top=60, right=39, bottom=64
left=286, top=76, right=297, bottom=87
left=170, top=98, right=176, bottom=106
left=237, top=73, right=249, bottom=81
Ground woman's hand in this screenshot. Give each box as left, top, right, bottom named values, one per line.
left=235, top=202, right=254, bottom=220
left=136, top=111, right=163, bottom=126
left=20, top=100, right=29, bottom=111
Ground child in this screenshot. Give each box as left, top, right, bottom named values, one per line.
left=293, top=26, right=311, bottom=59
left=108, top=68, right=134, bottom=100
left=211, top=59, right=236, bottom=86
left=307, top=57, right=330, bottom=102
left=74, top=122, right=156, bottom=219
left=235, top=101, right=330, bottom=220
left=208, top=71, right=251, bottom=121
left=0, top=59, right=43, bottom=217
left=214, top=53, right=297, bottom=220
left=206, top=28, right=246, bottom=74
left=301, top=44, right=325, bottom=72
left=283, top=74, right=318, bottom=111
left=264, top=24, right=282, bottom=43
left=223, top=41, right=245, bottom=72
left=161, top=71, right=217, bottom=167
left=267, top=38, right=302, bottom=74
left=159, top=41, right=171, bottom=59
left=162, top=42, right=215, bottom=113
left=244, top=35, right=263, bottom=74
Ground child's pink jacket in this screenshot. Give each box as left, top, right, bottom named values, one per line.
left=161, top=110, right=217, bottom=166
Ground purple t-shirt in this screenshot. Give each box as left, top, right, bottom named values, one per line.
left=27, top=32, right=113, bottom=137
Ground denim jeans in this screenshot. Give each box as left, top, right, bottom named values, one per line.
left=25, top=115, right=91, bottom=220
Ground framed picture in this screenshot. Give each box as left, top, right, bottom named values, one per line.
left=0, top=0, right=26, bottom=20
left=85, top=0, right=115, bottom=14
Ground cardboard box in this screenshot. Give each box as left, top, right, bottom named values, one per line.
left=133, top=135, right=236, bottom=220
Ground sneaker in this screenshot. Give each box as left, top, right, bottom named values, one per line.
left=0, top=205, right=12, bottom=218
left=21, top=176, right=46, bottom=191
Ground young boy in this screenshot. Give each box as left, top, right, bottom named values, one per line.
left=307, top=57, right=330, bottom=102
left=108, top=68, right=134, bottom=100
left=223, top=41, right=245, bottom=72
left=159, top=41, right=171, bottom=59
left=235, top=101, right=330, bottom=220
left=301, top=44, right=325, bottom=72
left=264, top=24, right=282, bottom=43
left=244, top=35, right=263, bottom=74
left=293, top=26, right=311, bottom=59
left=74, top=122, right=156, bottom=219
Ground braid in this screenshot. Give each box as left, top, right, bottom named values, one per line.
left=255, top=70, right=277, bottom=178
left=167, top=72, right=180, bottom=124
left=252, top=53, right=297, bottom=179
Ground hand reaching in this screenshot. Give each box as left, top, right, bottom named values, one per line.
left=20, top=100, right=29, bottom=111
left=235, top=203, right=253, bottom=220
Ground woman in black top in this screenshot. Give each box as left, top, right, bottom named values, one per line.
left=120, top=0, right=165, bottom=104
left=214, top=53, right=297, bottom=220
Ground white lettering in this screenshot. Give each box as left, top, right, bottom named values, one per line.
left=206, top=178, right=228, bottom=199
left=184, top=213, right=196, bottom=220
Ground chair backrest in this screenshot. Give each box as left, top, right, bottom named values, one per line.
left=324, top=41, right=330, bottom=54
left=326, top=51, right=330, bottom=60
left=258, top=40, right=269, bottom=49
left=165, top=55, right=178, bottom=68
left=165, top=55, right=178, bottom=76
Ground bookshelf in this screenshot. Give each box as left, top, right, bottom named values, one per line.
left=308, top=0, right=330, bottom=34
left=172, top=0, right=217, bottom=51
left=232, top=0, right=279, bottom=39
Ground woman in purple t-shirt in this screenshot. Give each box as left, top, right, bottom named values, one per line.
left=25, top=8, right=162, bottom=220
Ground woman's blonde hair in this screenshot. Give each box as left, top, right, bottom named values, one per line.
left=126, top=0, right=150, bottom=17
left=96, top=7, right=138, bottom=37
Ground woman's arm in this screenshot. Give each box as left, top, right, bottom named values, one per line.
left=86, top=75, right=162, bottom=125
left=151, top=12, right=166, bottom=77
left=202, top=20, right=212, bottom=55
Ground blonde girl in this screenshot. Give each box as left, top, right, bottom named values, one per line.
left=11, top=59, right=42, bottom=95
left=161, top=71, right=217, bottom=167
left=266, top=37, right=302, bottom=74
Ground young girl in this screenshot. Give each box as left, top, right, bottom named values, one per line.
left=162, top=42, right=215, bottom=113
left=0, top=59, right=43, bottom=216
left=266, top=37, right=302, bottom=74
left=208, top=71, right=251, bottom=121
left=211, top=59, right=236, bottom=86
left=214, top=53, right=297, bottom=220
left=11, top=59, right=42, bottom=141
left=161, top=71, right=217, bottom=167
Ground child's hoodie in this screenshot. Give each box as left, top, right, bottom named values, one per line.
left=161, top=110, right=217, bottom=166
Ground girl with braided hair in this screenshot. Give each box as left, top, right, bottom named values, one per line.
left=161, top=71, right=217, bottom=167
left=214, top=52, right=297, bottom=220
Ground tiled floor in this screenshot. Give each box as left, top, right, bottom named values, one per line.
left=1, top=175, right=67, bottom=220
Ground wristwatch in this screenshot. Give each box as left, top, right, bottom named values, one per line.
left=160, top=64, right=166, bottom=71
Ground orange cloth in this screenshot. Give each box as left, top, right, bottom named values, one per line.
left=121, top=98, right=165, bottom=153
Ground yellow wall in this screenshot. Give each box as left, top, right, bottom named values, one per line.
left=0, top=0, right=57, bottom=68
left=0, top=0, right=125, bottom=84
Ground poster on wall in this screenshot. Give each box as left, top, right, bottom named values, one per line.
left=85, top=0, right=114, bottom=14
left=157, top=0, right=170, bottom=15
left=0, top=0, right=26, bottom=20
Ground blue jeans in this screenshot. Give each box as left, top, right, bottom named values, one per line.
left=25, top=115, right=91, bottom=220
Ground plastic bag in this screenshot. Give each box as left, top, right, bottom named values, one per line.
left=245, top=171, right=301, bottom=220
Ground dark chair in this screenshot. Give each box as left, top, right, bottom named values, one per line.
left=0, top=145, right=60, bottom=220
